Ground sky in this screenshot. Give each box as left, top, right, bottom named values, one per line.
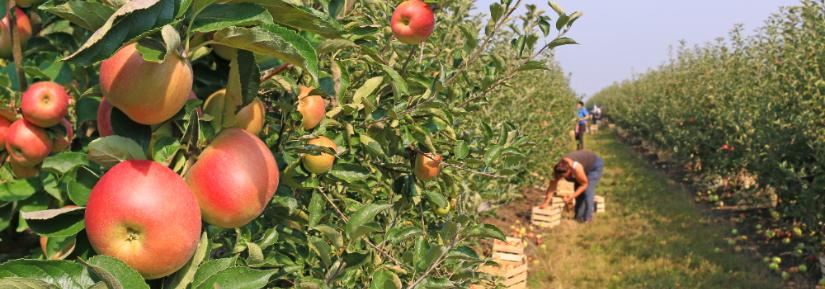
left=473, top=0, right=799, bottom=98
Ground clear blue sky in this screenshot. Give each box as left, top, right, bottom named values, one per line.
left=473, top=0, right=799, bottom=98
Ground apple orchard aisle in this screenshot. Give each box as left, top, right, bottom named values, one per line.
left=489, top=132, right=785, bottom=289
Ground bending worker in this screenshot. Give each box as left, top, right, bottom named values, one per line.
left=539, top=150, right=605, bottom=223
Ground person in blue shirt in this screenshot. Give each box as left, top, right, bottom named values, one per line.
left=575, top=101, right=589, bottom=150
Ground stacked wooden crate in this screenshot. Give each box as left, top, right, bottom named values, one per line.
left=531, top=197, right=564, bottom=228
left=555, top=180, right=575, bottom=197
left=595, top=195, right=606, bottom=214
left=477, top=237, right=528, bottom=289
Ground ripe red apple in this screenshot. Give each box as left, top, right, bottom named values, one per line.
left=234, top=98, right=265, bottom=135
left=302, top=136, right=337, bottom=174
left=52, top=118, right=73, bottom=152
left=8, top=156, right=39, bottom=179
left=391, top=0, right=435, bottom=45
left=0, top=114, right=12, bottom=151
left=0, top=8, right=32, bottom=58
left=99, top=43, right=193, bottom=125
left=85, top=160, right=201, bottom=279
left=296, top=86, right=325, bottom=130
left=21, top=81, right=70, bottom=128
left=6, top=119, right=52, bottom=166
left=186, top=128, right=279, bottom=228
left=414, top=152, right=442, bottom=181
left=96, top=97, right=113, bottom=137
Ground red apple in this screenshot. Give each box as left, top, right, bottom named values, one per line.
left=0, top=114, right=12, bottom=151
left=52, top=118, right=74, bottom=152
left=414, top=152, right=442, bottom=181
left=8, top=156, right=39, bottom=179
left=21, top=81, right=70, bottom=128
left=234, top=98, right=265, bottom=135
left=99, top=43, right=193, bottom=125
left=6, top=119, right=52, bottom=166
left=302, top=136, right=337, bottom=174
left=0, top=8, right=32, bottom=58
left=186, top=128, right=279, bottom=228
left=85, top=160, right=201, bottom=279
left=296, top=86, right=325, bottom=130
left=96, top=97, right=113, bottom=137
left=391, top=0, right=435, bottom=45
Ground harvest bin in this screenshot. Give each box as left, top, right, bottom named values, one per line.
left=531, top=198, right=564, bottom=228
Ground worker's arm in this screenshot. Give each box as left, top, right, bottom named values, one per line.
left=563, top=166, right=589, bottom=203
left=539, top=178, right=559, bottom=208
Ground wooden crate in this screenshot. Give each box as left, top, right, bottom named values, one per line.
left=590, top=124, right=599, bottom=133
left=531, top=199, right=564, bottom=228
left=556, top=180, right=575, bottom=197
left=479, top=261, right=528, bottom=289
left=492, top=237, right=526, bottom=263
left=608, top=123, right=616, bottom=129
left=595, top=195, right=606, bottom=214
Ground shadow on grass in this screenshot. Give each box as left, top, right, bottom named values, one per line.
left=527, top=132, right=782, bottom=289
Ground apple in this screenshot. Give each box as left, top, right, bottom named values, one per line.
left=297, top=86, right=325, bottom=130
left=234, top=98, right=265, bottom=135
left=302, top=136, right=337, bottom=174
left=51, top=118, right=73, bottom=152
left=0, top=8, right=32, bottom=58
left=186, top=128, right=279, bottom=228
left=6, top=119, right=52, bottom=166
left=97, top=97, right=114, bottom=137
left=21, top=81, right=70, bottom=128
left=414, top=152, right=442, bottom=181
left=391, top=0, right=435, bottom=45
left=434, top=205, right=449, bottom=216
left=8, top=156, right=39, bottom=179
left=85, top=160, right=201, bottom=279
left=99, top=43, right=193, bottom=125
left=0, top=114, right=12, bottom=150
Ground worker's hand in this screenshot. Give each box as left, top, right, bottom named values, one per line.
left=538, top=203, right=548, bottom=209
left=563, top=195, right=573, bottom=204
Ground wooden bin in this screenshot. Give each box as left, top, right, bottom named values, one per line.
left=492, top=237, right=526, bottom=263
left=531, top=199, right=564, bottom=228
left=590, top=124, right=599, bottom=133
left=479, top=261, right=528, bottom=289
left=556, top=180, right=575, bottom=197
left=595, top=195, right=606, bottom=214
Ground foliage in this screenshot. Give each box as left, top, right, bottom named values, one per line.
left=0, top=0, right=579, bottom=288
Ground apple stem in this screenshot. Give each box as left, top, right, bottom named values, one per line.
left=7, top=1, right=27, bottom=92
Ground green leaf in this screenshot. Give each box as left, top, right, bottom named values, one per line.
left=309, top=237, right=331, bottom=267
left=453, top=140, right=469, bottom=160
left=329, top=163, right=370, bottom=184
left=345, top=203, right=390, bottom=241
left=63, top=0, right=180, bottom=65
left=191, top=3, right=273, bottom=33
left=369, top=269, right=401, bottom=289
left=192, top=0, right=218, bottom=15
left=194, top=267, right=276, bottom=289
left=41, top=152, right=89, bottom=175
left=0, top=178, right=40, bottom=201
left=423, top=190, right=447, bottom=209
left=165, top=232, right=209, bottom=289
left=386, top=226, right=422, bottom=244
left=380, top=64, right=409, bottom=96
left=548, top=37, right=577, bottom=49
left=548, top=1, right=565, bottom=16
left=489, top=3, right=503, bottom=22
left=0, top=260, right=96, bottom=289
left=307, top=192, right=324, bottom=227
left=87, top=136, right=147, bottom=168
left=151, top=137, right=182, bottom=166
left=21, top=207, right=85, bottom=237
left=241, top=0, right=341, bottom=38
left=81, top=256, right=149, bottom=289
left=0, top=277, right=59, bottom=288
left=359, top=134, right=386, bottom=158
left=40, top=1, right=116, bottom=31
left=227, top=50, right=261, bottom=107
left=192, top=257, right=236, bottom=289
left=212, top=24, right=319, bottom=83
left=352, top=76, right=383, bottom=107
left=314, top=225, right=343, bottom=248
left=466, top=224, right=505, bottom=240
left=446, top=246, right=479, bottom=261
left=245, top=242, right=264, bottom=267
left=517, top=60, right=549, bottom=71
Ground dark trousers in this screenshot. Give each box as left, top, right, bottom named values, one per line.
left=574, top=157, right=604, bottom=222
left=575, top=123, right=587, bottom=150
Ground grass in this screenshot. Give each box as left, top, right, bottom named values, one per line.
left=526, top=131, right=783, bottom=289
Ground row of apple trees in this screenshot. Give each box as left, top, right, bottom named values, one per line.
left=0, top=0, right=579, bottom=288
left=590, top=0, right=824, bottom=283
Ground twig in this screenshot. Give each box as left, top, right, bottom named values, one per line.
left=8, top=1, right=27, bottom=91
left=260, top=64, right=292, bottom=82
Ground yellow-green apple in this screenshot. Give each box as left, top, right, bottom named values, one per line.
left=96, top=97, right=113, bottom=137
left=85, top=160, right=201, bottom=279
left=391, top=0, right=435, bottom=45
left=414, top=152, right=441, bottom=181
left=99, top=43, right=193, bottom=125
left=186, top=128, right=279, bottom=228
left=296, top=86, right=325, bottom=130
left=6, top=119, right=52, bottom=166
left=0, top=8, right=32, bottom=58
left=8, top=156, right=39, bottom=179
left=21, top=81, right=70, bottom=128
left=51, top=118, right=73, bottom=152
left=234, top=98, right=265, bottom=135
left=302, top=136, right=337, bottom=174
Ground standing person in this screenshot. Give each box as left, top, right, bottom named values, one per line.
left=592, top=105, right=602, bottom=125
left=539, top=150, right=605, bottom=223
left=575, top=101, right=589, bottom=150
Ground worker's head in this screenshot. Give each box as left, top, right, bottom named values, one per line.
left=554, top=160, right=573, bottom=179
left=576, top=101, right=584, bottom=109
